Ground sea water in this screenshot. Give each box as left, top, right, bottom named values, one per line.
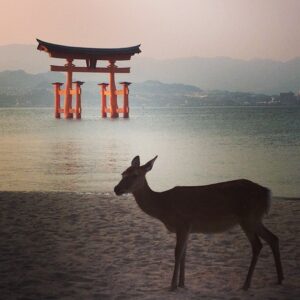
left=0, top=106, right=299, bottom=197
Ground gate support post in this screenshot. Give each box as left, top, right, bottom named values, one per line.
left=73, top=81, right=84, bottom=119
left=120, top=82, right=131, bottom=118
left=98, top=83, right=109, bottom=118
left=64, top=58, right=74, bottom=119
left=52, top=82, right=63, bottom=118
left=108, top=60, right=118, bottom=118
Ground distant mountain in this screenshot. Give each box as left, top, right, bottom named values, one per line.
left=1, top=70, right=298, bottom=108
left=0, top=70, right=203, bottom=107
left=130, top=56, right=300, bottom=95
left=132, top=80, right=201, bottom=95
left=0, top=70, right=64, bottom=106
left=0, top=44, right=300, bottom=94
left=0, top=70, right=64, bottom=90
left=129, top=80, right=203, bottom=107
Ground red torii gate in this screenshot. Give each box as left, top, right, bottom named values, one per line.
left=36, top=39, right=141, bottom=119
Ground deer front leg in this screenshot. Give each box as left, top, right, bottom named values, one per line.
left=170, top=226, right=190, bottom=291
left=241, top=223, right=263, bottom=290
left=178, top=245, right=187, bottom=288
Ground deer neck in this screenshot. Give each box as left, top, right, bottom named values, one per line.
left=132, top=179, right=161, bottom=219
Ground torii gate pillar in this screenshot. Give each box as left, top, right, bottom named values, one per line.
left=73, top=81, right=84, bottom=119
left=98, top=83, right=109, bottom=118
left=120, top=82, right=131, bottom=118
left=64, top=59, right=74, bottom=119
left=109, top=60, right=118, bottom=118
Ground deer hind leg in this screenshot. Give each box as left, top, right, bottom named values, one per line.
left=171, top=227, right=189, bottom=291
left=178, top=244, right=187, bottom=288
left=240, top=223, right=263, bottom=290
left=257, top=223, right=284, bottom=284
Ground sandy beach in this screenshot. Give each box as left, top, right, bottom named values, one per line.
left=0, top=191, right=299, bottom=300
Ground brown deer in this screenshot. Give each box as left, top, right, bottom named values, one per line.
left=114, top=156, right=283, bottom=291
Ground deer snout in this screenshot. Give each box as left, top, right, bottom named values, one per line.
left=114, top=185, right=123, bottom=196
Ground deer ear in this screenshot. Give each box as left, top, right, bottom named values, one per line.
left=131, top=156, right=140, bottom=167
left=143, top=155, right=158, bottom=172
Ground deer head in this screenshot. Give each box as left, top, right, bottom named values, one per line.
left=114, top=155, right=158, bottom=195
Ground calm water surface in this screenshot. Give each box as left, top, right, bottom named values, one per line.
left=0, top=106, right=299, bottom=197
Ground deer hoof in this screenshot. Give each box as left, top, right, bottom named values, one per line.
left=169, top=284, right=178, bottom=291
left=242, top=283, right=249, bottom=291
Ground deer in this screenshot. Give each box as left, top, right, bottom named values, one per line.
left=114, top=155, right=284, bottom=291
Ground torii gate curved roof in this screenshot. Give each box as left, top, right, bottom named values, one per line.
left=36, top=39, right=141, bottom=61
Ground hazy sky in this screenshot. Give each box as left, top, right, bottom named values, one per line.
left=0, top=0, right=299, bottom=60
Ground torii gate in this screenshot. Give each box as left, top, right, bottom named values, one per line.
left=36, top=39, right=141, bottom=119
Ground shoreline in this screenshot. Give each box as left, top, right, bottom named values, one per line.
left=1, top=190, right=299, bottom=200
left=0, top=191, right=299, bottom=299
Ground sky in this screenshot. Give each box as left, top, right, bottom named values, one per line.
left=0, top=0, right=299, bottom=60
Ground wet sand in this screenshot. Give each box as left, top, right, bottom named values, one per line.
left=0, top=191, right=299, bottom=299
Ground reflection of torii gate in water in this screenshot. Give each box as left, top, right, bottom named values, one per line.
left=36, top=39, right=141, bottom=119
